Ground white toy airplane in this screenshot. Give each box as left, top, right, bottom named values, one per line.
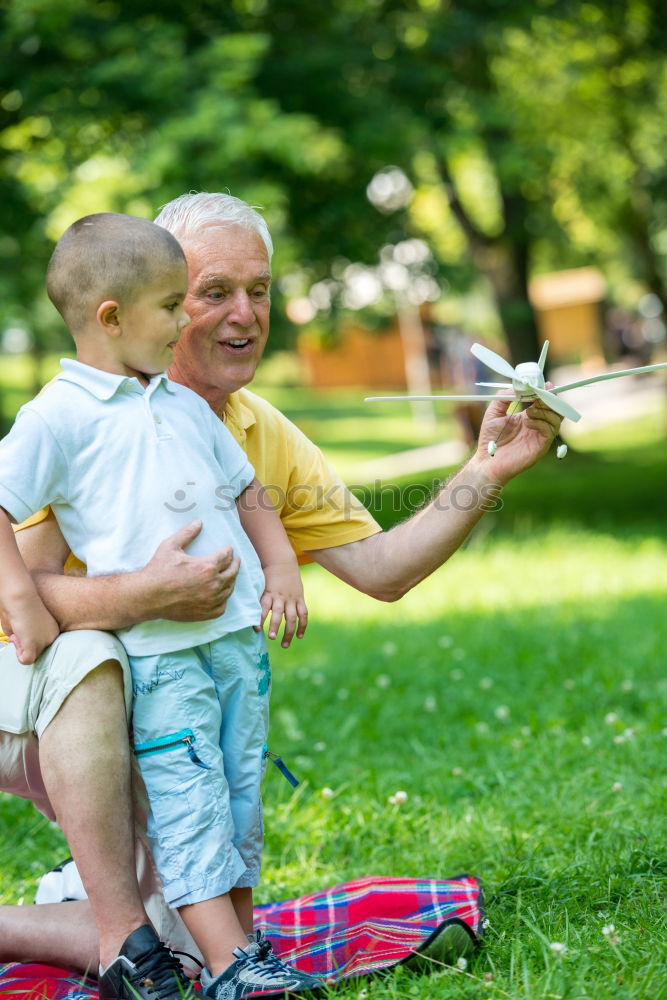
left=366, top=340, right=667, bottom=457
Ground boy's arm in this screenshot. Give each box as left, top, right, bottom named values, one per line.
left=0, top=509, right=59, bottom=664
left=237, top=478, right=308, bottom=648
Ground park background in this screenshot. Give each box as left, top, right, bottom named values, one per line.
left=1, top=1, right=667, bottom=997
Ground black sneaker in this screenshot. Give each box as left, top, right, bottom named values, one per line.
left=99, top=924, right=197, bottom=1000
left=200, top=930, right=320, bottom=998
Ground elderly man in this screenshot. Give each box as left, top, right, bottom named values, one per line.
left=0, top=192, right=560, bottom=994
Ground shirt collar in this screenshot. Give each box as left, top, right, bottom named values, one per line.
left=58, top=359, right=175, bottom=400
left=219, top=391, right=257, bottom=445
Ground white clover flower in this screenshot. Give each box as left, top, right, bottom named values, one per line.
left=612, top=781, right=623, bottom=793
left=376, top=673, right=391, bottom=688
left=424, top=695, right=437, bottom=712
left=662, top=727, right=667, bottom=737
left=582, top=735, right=592, bottom=746
left=452, top=767, right=464, bottom=777
left=381, top=641, right=397, bottom=656
left=482, top=918, right=491, bottom=929
left=456, top=956, right=468, bottom=970
left=321, top=786, right=334, bottom=799
left=357, top=990, right=368, bottom=999
left=613, top=734, right=626, bottom=745
left=479, top=677, right=493, bottom=690
left=604, top=712, right=619, bottom=725
left=314, top=741, right=327, bottom=752
left=549, top=941, right=567, bottom=956
left=623, top=728, right=635, bottom=740
left=494, top=705, right=510, bottom=720
left=388, top=790, right=408, bottom=805
left=601, top=923, right=615, bottom=937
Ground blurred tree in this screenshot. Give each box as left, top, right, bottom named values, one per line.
left=2, top=0, right=667, bottom=372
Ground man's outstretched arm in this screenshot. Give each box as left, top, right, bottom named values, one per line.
left=18, top=516, right=239, bottom=631
left=307, top=397, right=561, bottom=601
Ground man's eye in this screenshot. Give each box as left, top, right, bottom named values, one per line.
left=207, top=290, right=227, bottom=301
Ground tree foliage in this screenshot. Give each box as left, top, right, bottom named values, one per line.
left=1, top=0, right=667, bottom=362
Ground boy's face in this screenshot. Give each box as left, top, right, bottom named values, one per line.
left=117, top=260, right=190, bottom=379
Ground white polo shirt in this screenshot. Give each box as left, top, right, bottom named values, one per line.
left=0, top=359, right=264, bottom=656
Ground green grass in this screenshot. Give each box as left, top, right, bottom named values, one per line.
left=1, top=360, right=666, bottom=997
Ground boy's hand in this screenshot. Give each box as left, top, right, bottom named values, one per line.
left=6, top=599, right=59, bottom=665
left=260, top=562, right=308, bottom=648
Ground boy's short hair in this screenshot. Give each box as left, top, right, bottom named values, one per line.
left=46, top=213, right=186, bottom=332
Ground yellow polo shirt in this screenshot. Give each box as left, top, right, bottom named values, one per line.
left=2, top=388, right=381, bottom=643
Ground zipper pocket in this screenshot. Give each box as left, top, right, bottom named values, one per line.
left=134, top=728, right=211, bottom=770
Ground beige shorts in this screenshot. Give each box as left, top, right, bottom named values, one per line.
left=0, top=631, right=202, bottom=961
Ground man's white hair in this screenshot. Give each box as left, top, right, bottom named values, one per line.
left=154, top=191, right=273, bottom=261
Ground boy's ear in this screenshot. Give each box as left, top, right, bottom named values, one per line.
left=96, top=300, right=121, bottom=335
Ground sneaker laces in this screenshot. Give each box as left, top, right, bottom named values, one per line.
left=129, top=939, right=193, bottom=996
left=236, top=939, right=296, bottom=986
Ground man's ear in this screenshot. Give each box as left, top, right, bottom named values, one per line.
left=96, top=300, right=121, bottom=336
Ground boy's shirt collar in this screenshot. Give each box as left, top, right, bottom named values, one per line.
left=58, top=358, right=175, bottom=400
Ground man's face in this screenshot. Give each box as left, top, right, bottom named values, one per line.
left=169, top=225, right=271, bottom=408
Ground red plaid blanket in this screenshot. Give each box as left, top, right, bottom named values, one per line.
left=0, top=875, right=482, bottom=997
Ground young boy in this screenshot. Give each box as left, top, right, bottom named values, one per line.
left=0, top=213, right=320, bottom=1000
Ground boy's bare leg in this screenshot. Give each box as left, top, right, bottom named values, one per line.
left=0, top=900, right=98, bottom=970
left=229, top=887, right=254, bottom=936
left=178, top=895, right=248, bottom=976
left=38, top=660, right=149, bottom=970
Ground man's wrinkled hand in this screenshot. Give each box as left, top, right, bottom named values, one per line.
left=140, top=520, right=239, bottom=622
left=474, top=388, right=563, bottom=486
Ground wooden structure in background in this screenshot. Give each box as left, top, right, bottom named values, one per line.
left=528, top=266, right=606, bottom=364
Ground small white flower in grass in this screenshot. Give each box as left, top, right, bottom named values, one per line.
left=549, top=941, right=567, bottom=956
left=612, top=781, right=623, bottom=793
left=321, top=787, right=334, bottom=799
left=621, top=679, right=634, bottom=692
left=613, top=734, right=626, bottom=745
left=482, top=918, right=491, bottom=929
left=357, top=990, right=368, bottom=999
left=376, top=673, right=391, bottom=688
left=388, top=790, right=408, bottom=805
left=424, top=695, right=437, bottom=712
left=511, top=738, right=523, bottom=749
left=456, top=956, right=468, bottom=971
left=314, top=741, right=327, bottom=752
left=582, top=735, right=592, bottom=746
left=479, top=677, right=493, bottom=690
left=381, top=641, right=397, bottom=656
left=494, top=705, right=509, bottom=720
left=605, top=712, right=619, bottom=725
left=521, top=726, right=531, bottom=737
left=662, top=727, right=667, bottom=737
left=623, top=727, right=635, bottom=740
left=452, top=767, right=464, bottom=777
left=601, top=923, right=615, bottom=937
left=475, top=721, right=489, bottom=734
